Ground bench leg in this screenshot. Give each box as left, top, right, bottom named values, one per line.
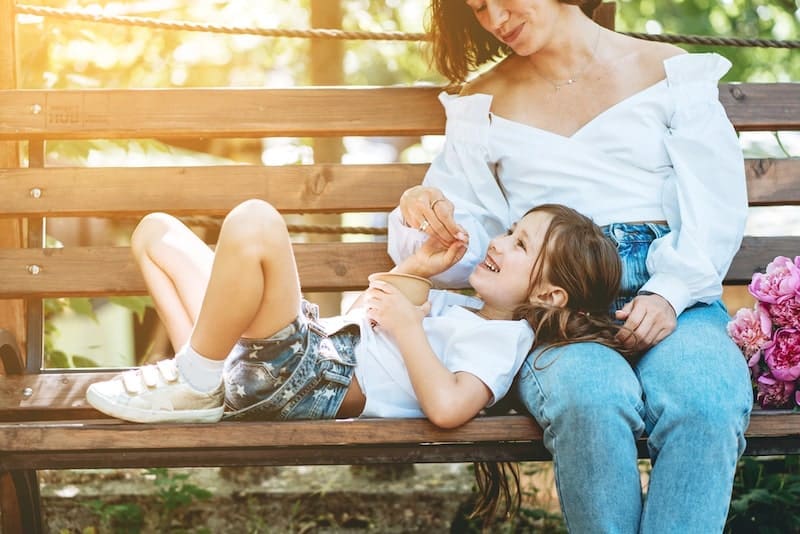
left=1, top=470, right=43, bottom=534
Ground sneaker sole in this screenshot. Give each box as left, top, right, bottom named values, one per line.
left=86, top=385, right=223, bottom=424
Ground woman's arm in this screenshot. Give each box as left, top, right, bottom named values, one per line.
left=618, top=54, right=747, bottom=351
left=387, top=93, right=511, bottom=287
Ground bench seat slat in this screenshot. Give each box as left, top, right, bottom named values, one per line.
left=0, top=159, right=795, bottom=217
left=0, top=236, right=793, bottom=297
left=0, top=84, right=797, bottom=140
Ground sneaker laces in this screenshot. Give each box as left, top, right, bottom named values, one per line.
left=121, top=359, right=180, bottom=395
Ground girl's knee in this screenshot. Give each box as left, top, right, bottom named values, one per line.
left=131, top=212, right=178, bottom=259
left=221, top=199, right=288, bottom=251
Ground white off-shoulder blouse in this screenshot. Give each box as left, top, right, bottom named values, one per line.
left=388, top=53, right=748, bottom=317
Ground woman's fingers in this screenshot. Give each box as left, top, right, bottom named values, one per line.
left=399, top=187, right=466, bottom=245
left=616, top=295, right=677, bottom=350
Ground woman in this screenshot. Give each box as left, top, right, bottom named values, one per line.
left=387, top=0, right=753, bottom=531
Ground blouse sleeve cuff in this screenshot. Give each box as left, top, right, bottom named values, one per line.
left=639, top=273, right=692, bottom=317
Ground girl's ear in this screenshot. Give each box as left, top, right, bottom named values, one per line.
left=532, top=285, right=568, bottom=308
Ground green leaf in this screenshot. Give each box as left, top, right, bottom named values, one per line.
left=68, top=298, right=98, bottom=322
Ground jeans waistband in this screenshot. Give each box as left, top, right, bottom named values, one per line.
left=602, top=222, right=670, bottom=246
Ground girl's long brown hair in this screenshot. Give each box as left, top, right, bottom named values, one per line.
left=471, top=203, right=636, bottom=529
left=429, top=0, right=603, bottom=83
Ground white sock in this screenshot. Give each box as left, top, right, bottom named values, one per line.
left=174, top=343, right=225, bottom=392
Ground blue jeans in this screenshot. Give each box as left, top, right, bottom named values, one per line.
left=514, top=223, right=753, bottom=533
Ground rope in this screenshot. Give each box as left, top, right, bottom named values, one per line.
left=15, top=4, right=426, bottom=42
left=15, top=3, right=800, bottom=48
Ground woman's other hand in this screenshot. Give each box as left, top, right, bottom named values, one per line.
left=399, top=186, right=468, bottom=247
left=615, top=293, right=677, bottom=352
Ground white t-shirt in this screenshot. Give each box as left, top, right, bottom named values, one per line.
left=349, top=289, right=533, bottom=419
left=387, top=53, right=748, bottom=317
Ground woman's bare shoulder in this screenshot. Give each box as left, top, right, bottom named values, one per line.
left=609, top=32, right=685, bottom=85
left=459, top=57, right=518, bottom=97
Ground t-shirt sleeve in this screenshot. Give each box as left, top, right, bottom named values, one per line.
left=441, top=319, right=533, bottom=406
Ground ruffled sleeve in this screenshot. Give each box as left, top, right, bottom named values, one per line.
left=641, top=53, right=748, bottom=315
left=387, top=92, right=512, bottom=287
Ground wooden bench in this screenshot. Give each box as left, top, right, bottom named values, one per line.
left=1, top=10, right=800, bottom=532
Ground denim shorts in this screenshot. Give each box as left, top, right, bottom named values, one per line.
left=222, top=301, right=360, bottom=421
left=602, top=222, right=671, bottom=312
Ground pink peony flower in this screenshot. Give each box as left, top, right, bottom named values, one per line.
left=762, top=327, right=800, bottom=382
left=726, top=305, right=771, bottom=358
left=756, top=373, right=797, bottom=408
left=768, top=296, right=800, bottom=328
left=748, top=256, right=800, bottom=304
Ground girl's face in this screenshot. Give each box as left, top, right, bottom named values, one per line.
left=464, top=0, right=561, bottom=56
left=469, top=210, right=554, bottom=316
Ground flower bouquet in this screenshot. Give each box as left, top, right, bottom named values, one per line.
left=727, top=256, right=800, bottom=409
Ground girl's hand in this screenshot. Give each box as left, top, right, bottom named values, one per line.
left=399, top=186, right=468, bottom=247
left=398, top=234, right=468, bottom=279
left=615, top=294, right=677, bottom=352
left=365, top=280, right=431, bottom=340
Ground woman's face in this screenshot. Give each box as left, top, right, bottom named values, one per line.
left=464, top=0, right=562, bottom=56
left=469, top=210, right=553, bottom=314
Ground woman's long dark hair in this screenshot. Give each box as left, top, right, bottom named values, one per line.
left=471, top=203, right=636, bottom=529
left=428, top=0, right=603, bottom=83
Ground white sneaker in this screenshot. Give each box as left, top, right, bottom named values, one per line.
left=86, top=359, right=224, bottom=423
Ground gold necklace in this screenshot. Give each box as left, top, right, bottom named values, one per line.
left=534, top=26, right=602, bottom=91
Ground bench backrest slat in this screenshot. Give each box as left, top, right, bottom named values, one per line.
left=0, top=236, right=796, bottom=298
left=0, top=87, right=445, bottom=139
left=0, top=159, right=795, bottom=218
left=0, top=242, right=391, bottom=297
left=1, top=84, right=798, bottom=140
left=0, top=164, right=427, bottom=216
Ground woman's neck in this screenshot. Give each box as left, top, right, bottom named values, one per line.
left=522, top=13, right=602, bottom=84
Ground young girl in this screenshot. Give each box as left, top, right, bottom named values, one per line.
left=87, top=200, right=625, bottom=430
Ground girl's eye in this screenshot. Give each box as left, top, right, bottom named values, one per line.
left=506, top=228, right=513, bottom=236
left=469, top=2, right=487, bottom=13
left=516, top=239, right=526, bottom=251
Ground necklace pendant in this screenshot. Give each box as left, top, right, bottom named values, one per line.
left=566, top=78, right=575, bottom=85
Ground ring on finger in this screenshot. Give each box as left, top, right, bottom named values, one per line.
left=419, top=219, right=430, bottom=232
left=430, top=198, right=445, bottom=210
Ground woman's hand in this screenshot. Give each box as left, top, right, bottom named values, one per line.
left=365, top=280, right=431, bottom=340
left=615, top=293, right=677, bottom=352
left=399, top=186, right=468, bottom=247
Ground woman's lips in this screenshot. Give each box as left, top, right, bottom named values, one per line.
left=501, top=23, right=524, bottom=44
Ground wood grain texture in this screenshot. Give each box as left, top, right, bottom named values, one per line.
left=0, top=164, right=426, bottom=216
left=0, top=84, right=797, bottom=141
left=0, top=243, right=395, bottom=297
left=0, top=237, right=790, bottom=297
left=0, top=159, right=794, bottom=217
left=0, top=87, right=446, bottom=140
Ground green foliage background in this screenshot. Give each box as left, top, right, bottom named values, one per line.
left=16, top=0, right=800, bottom=91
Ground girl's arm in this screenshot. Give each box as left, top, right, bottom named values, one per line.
left=365, top=280, right=491, bottom=428
left=349, top=232, right=467, bottom=313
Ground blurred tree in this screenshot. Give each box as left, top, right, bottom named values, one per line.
left=615, top=0, right=799, bottom=81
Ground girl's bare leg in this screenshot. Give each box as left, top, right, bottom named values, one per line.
left=189, top=199, right=302, bottom=360
left=131, top=213, right=213, bottom=351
